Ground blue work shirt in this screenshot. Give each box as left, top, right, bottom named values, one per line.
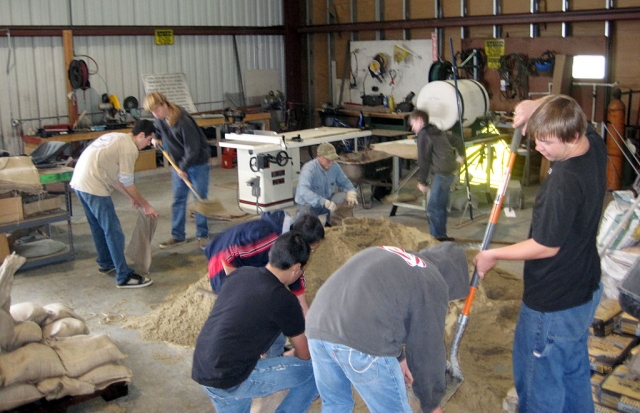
left=294, top=158, right=356, bottom=208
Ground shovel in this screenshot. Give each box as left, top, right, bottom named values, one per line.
left=442, top=126, right=523, bottom=405
left=160, top=149, right=226, bottom=217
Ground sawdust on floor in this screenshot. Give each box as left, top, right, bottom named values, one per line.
left=123, top=217, right=523, bottom=412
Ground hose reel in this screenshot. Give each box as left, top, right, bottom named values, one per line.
left=68, top=60, right=90, bottom=90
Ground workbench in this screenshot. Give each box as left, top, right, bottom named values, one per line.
left=372, top=133, right=511, bottom=216
left=319, top=108, right=411, bottom=131
left=22, top=112, right=272, bottom=155
left=0, top=166, right=75, bottom=270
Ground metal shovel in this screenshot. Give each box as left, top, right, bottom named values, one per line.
left=442, top=126, right=523, bottom=404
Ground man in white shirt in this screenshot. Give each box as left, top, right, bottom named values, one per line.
left=70, top=120, right=158, bottom=289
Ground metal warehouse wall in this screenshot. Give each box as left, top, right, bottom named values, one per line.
left=0, top=0, right=284, bottom=153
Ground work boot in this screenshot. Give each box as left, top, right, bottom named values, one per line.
left=197, top=237, right=210, bottom=250
left=159, top=238, right=186, bottom=249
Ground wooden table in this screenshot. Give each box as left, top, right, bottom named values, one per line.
left=22, top=112, right=272, bottom=154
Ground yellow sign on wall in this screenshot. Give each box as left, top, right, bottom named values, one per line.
left=485, top=39, right=505, bottom=69
left=155, top=29, right=174, bottom=45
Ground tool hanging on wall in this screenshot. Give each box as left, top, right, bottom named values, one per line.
left=388, top=70, right=397, bottom=86
left=368, top=53, right=387, bottom=83
left=68, top=59, right=90, bottom=90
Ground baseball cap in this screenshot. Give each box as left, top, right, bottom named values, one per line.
left=316, top=143, right=339, bottom=161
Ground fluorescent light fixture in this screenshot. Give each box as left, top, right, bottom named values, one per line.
left=572, top=55, right=605, bottom=79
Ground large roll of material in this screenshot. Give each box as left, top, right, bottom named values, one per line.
left=416, top=79, right=489, bottom=131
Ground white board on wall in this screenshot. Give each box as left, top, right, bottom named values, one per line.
left=141, top=73, right=197, bottom=113
left=349, top=39, right=432, bottom=105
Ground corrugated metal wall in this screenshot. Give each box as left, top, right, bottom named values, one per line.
left=0, top=0, right=284, bottom=153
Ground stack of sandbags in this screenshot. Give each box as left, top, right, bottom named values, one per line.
left=0, top=255, right=132, bottom=411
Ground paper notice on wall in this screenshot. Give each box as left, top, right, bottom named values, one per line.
left=141, top=73, right=197, bottom=113
left=485, top=39, right=505, bottom=69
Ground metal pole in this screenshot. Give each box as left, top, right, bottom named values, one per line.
left=461, top=0, right=469, bottom=39
left=562, top=0, right=571, bottom=37
left=493, top=0, right=502, bottom=39
left=530, top=0, right=540, bottom=38
left=435, top=0, right=443, bottom=58
left=402, top=0, right=409, bottom=40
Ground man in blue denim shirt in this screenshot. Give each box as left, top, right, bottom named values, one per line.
left=294, top=143, right=358, bottom=226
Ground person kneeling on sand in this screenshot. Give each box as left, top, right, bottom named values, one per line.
left=192, top=232, right=318, bottom=412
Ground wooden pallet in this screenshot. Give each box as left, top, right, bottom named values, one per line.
left=8, top=382, right=128, bottom=413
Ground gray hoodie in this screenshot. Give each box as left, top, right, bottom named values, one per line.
left=306, top=242, right=468, bottom=412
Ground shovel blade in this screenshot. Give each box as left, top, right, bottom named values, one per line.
left=441, top=370, right=464, bottom=406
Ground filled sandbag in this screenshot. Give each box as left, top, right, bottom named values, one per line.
left=37, top=375, right=95, bottom=400
left=10, top=302, right=48, bottom=325
left=0, top=342, right=65, bottom=387
left=42, top=303, right=85, bottom=325
left=49, top=334, right=127, bottom=377
left=79, top=363, right=133, bottom=390
left=0, top=309, right=15, bottom=352
left=0, top=383, right=43, bottom=411
left=8, top=321, right=42, bottom=352
left=42, top=317, right=89, bottom=339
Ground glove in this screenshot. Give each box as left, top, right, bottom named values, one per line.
left=346, top=191, right=358, bottom=207
left=324, top=199, right=338, bottom=213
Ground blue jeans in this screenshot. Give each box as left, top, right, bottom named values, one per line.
left=309, top=339, right=411, bottom=413
left=171, top=162, right=210, bottom=240
left=426, top=173, right=455, bottom=238
left=265, top=333, right=287, bottom=358
left=75, top=190, right=133, bottom=285
left=201, top=356, right=318, bottom=413
left=513, top=284, right=602, bottom=413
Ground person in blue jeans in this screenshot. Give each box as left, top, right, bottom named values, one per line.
left=306, top=243, right=469, bottom=413
left=144, top=92, right=211, bottom=250
left=70, top=120, right=157, bottom=288
left=474, top=95, right=607, bottom=413
left=192, top=232, right=318, bottom=412
left=409, top=110, right=465, bottom=241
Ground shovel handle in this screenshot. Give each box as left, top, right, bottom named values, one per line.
left=161, top=149, right=203, bottom=201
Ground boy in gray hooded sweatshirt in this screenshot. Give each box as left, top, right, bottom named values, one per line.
left=306, top=242, right=469, bottom=413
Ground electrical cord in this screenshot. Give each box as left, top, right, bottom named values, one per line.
left=498, top=53, right=529, bottom=102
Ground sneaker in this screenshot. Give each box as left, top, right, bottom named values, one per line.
left=197, top=237, right=209, bottom=250
left=159, top=238, right=186, bottom=249
left=98, top=267, right=116, bottom=275
left=117, top=273, right=153, bottom=289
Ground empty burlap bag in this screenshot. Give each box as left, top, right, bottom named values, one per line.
left=49, top=334, right=127, bottom=377
left=8, top=321, right=42, bottom=352
left=0, top=309, right=15, bottom=352
left=37, top=375, right=95, bottom=400
left=0, top=383, right=43, bottom=411
left=0, top=253, right=26, bottom=313
left=42, top=317, right=89, bottom=340
left=79, top=363, right=133, bottom=390
left=10, top=302, right=48, bottom=325
left=0, top=342, right=65, bottom=387
left=42, top=303, right=85, bottom=325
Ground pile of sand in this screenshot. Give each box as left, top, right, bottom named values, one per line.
left=123, top=217, right=523, bottom=412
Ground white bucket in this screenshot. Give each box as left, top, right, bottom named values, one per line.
left=415, top=79, right=489, bottom=131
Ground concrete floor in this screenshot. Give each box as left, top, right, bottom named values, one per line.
left=11, top=157, right=538, bottom=413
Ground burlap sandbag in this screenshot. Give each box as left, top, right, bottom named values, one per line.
left=0, top=383, right=43, bottom=411
left=0, top=342, right=65, bottom=387
left=0, top=309, right=15, bottom=352
left=8, top=321, right=42, bottom=352
left=49, top=334, right=127, bottom=377
left=42, top=303, right=85, bottom=325
left=0, top=254, right=26, bottom=313
left=37, top=375, right=95, bottom=401
left=42, top=317, right=89, bottom=340
left=79, top=363, right=133, bottom=390
left=10, top=302, right=48, bottom=325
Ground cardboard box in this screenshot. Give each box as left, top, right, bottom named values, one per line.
left=0, top=233, right=9, bottom=263
left=589, top=334, right=638, bottom=374
left=591, top=298, right=623, bottom=337
left=0, top=195, right=23, bottom=224
left=135, top=149, right=157, bottom=172
left=22, top=194, right=63, bottom=217
left=600, top=365, right=640, bottom=411
left=621, top=313, right=640, bottom=337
